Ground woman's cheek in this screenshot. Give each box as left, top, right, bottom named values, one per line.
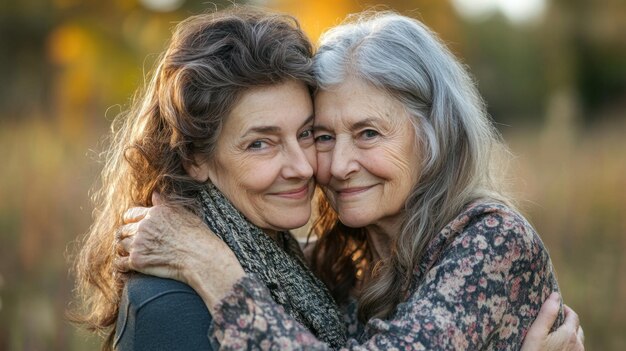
left=304, top=145, right=318, bottom=177
left=314, top=152, right=332, bottom=185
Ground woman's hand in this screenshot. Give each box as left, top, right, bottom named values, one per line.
left=521, top=292, right=584, bottom=351
left=115, top=192, right=245, bottom=310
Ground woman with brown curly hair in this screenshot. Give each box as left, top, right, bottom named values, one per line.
left=72, top=7, right=348, bottom=350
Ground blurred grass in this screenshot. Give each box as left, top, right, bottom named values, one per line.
left=0, top=118, right=102, bottom=350
left=0, top=116, right=624, bottom=349
left=506, top=117, right=626, bottom=350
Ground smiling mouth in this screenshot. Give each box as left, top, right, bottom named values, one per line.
left=335, top=185, right=374, bottom=197
left=272, top=184, right=310, bottom=199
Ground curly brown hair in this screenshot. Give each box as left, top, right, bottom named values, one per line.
left=70, top=6, right=314, bottom=349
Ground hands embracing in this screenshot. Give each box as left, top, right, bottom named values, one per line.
left=522, top=292, right=585, bottom=351
left=114, top=194, right=202, bottom=284
left=114, top=192, right=245, bottom=309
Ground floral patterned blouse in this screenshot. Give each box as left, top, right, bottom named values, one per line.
left=209, top=201, right=564, bottom=350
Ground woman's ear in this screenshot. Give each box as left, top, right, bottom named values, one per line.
left=183, top=156, right=211, bottom=183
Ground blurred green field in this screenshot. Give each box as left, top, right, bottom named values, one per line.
left=0, top=118, right=102, bottom=349
left=0, top=116, right=624, bottom=350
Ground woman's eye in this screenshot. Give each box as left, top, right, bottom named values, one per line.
left=361, top=129, right=380, bottom=139
left=314, top=134, right=334, bottom=143
left=299, top=128, right=313, bottom=139
left=247, top=140, right=268, bottom=150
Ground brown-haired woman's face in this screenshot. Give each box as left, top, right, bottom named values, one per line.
left=192, top=80, right=316, bottom=231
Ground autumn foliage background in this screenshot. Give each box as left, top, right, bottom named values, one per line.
left=0, top=0, right=624, bottom=350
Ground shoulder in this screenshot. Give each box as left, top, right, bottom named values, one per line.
left=123, top=272, right=199, bottom=306
left=450, top=201, right=544, bottom=255
left=417, top=200, right=553, bottom=284
left=114, top=273, right=214, bottom=350
left=451, top=201, right=532, bottom=233
left=442, top=201, right=558, bottom=295
left=451, top=202, right=563, bottom=339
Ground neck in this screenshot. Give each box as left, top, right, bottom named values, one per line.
left=351, top=218, right=403, bottom=297
left=364, top=216, right=404, bottom=262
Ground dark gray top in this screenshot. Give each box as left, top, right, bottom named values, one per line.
left=114, top=273, right=215, bottom=350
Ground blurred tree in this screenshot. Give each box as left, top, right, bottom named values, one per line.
left=0, top=1, right=55, bottom=120
left=455, top=0, right=626, bottom=126
left=459, top=14, right=549, bottom=126
left=0, top=0, right=238, bottom=131
left=574, top=0, right=626, bottom=120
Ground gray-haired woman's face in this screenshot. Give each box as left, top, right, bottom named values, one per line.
left=313, top=77, right=421, bottom=230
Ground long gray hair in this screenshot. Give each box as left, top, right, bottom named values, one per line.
left=312, top=12, right=512, bottom=321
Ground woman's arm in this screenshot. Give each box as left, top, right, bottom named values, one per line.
left=206, top=274, right=582, bottom=350
left=205, top=217, right=575, bottom=350
left=115, top=201, right=583, bottom=350
left=115, top=195, right=245, bottom=310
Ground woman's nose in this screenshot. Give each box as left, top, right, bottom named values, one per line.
left=330, top=138, right=360, bottom=180
left=283, top=145, right=314, bottom=180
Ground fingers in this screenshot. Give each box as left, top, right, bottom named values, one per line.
left=523, top=299, right=584, bottom=351
left=577, top=325, right=585, bottom=346
left=114, top=222, right=138, bottom=259
left=534, top=292, right=561, bottom=332
left=522, top=292, right=573, bottom=351
left=113, top=205, right=157, bottom=276
left=522, top=292, right=560, bottom=350
left=113, top=246, right=145, bottom=273
left=113, top=256, right=131, bottom=273
left=119, top=236, right=133, bottom=255
left=563, top=305, right=584, bottom=349
left=115, top=222, right=139, bottom=241
left=562, top=304, right=580, bottom=330
left=114, top=238, right=129, bottom=257
left=123, top=207, right=150, bottom=224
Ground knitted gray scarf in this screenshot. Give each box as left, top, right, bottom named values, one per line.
left=198, top=184, right=347, bottom=348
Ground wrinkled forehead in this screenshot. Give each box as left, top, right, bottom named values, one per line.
left=313, top=78, right=412, bottom=129
left=226, top=81, right=314, bottom=130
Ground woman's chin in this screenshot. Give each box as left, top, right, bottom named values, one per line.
left=269, top=215, right=311, bottom=232
left=337, top=214, right=370, bottom=229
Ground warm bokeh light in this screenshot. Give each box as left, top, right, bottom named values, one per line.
left=139, top=0, right=185, bottom=12
left=268, top=0, right=355, bottom=42
left=451, top=0, right=546, bottom=23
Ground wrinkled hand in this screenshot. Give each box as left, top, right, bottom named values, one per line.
left=114, top=192, right=245, bottom=310
left=114, top=193, right=205, bottom=283
left=521, top=292, right=584, bottom=351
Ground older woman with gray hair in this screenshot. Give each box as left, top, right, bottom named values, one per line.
left=117, top=11, right=584, bottom=350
